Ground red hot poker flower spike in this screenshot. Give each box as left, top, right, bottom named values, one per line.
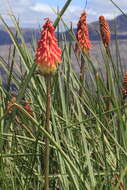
left=35, top=18, right=62, bottom=75
left=99, top=16, right=110, bottom=47
left=75, top=12, right=91, bottom=53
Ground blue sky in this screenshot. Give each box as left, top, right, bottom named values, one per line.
left=0, top=0, right=127, bottom=28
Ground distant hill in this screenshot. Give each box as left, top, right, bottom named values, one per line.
left=0, top=26, right=40, bottom=45
left=0, top=13, right=127, bottom=45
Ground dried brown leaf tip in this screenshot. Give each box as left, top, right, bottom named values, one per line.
left=99, top=16, right=110, bottom=47
left=75, top=12, right=91, bottom=53
left=7, top=97, right=16, bottom=113
left=96, top=72, right=100, bottom=79
left=122, top=72, right=127, bottom=97
left=112, top=174, right=125, bottom=190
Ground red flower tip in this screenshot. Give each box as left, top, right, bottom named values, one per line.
left=24, top=104, right=33, bottom=116
left=75, top=12, right=91, bottom=53
left=35, top=18, right=62, bottom=75
left=99, top=16, right=110, bottom=47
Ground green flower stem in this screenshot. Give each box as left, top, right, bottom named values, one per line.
left=44, top=75, right=51, bottom=190
left=79, top=53, right=85, bottom=98
left=13, top=103, right=82, bottom=183
left=53, top=0, right=72, bottom=28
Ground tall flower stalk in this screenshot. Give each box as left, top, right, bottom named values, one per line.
left=76, top=12, right=91, bottom=98
left=35, top=18, right=62, bottom=190
left=99, top=16, right=111, bottom=113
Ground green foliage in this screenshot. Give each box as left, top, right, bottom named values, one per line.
left=0, top=0, right=127, bottom=189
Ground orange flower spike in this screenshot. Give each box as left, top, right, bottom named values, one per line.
left=35, top=18, right=62, bottom=75
left=76, top=12, right=91, bottom=53
left=99, top=16, right=110, bottom=47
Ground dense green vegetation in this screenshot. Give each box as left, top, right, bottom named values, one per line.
left=0, top=0, right=127, bottom=189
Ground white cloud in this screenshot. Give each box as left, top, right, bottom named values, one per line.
left=30, top=3, right=55, bottom=14
left=68, top=5, right=82, bottom=13
left=0, top=0, right=126, bottom=28
left=101, top=13, right=116, bottom=20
